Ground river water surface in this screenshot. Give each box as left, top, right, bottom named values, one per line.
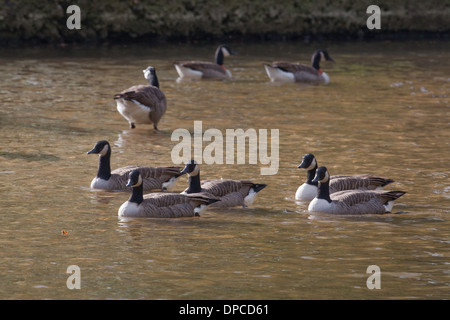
left=0, top=40, right=449, bottom=299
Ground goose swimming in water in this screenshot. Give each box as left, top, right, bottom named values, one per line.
left=180, top=160, right=266, bottom=208
left=114, top=66, right=167, bottom=130
left=87, top=140, right=183, bottom=192
left=264, top=49, right=334, bottom=84
left=308, top=166, right=406, bottom=215
left=295, top=153, right=394, bottom=202
left=173, top=45, right=237, bottom=81
left=118, top=169, right=220, bottom=218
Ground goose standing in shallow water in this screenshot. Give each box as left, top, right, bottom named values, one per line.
left=308, top=166, right=406, bottom=214
left=173, top=45, right=237, bottom=81
left=264, top=49, right=334, bottom=84
left=295, top=153, right=394, bottom=202
left=180, top=160, right=267, bottom=208
left=87, top=140, right=183, bottom=192
left=118, top=169, right=220, bottom=218
left=114, top=66, right=166, bottom=130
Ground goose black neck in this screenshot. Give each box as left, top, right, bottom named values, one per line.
left=312, top=52, right=321, bottom=70
left=186, top=173, right=202, bottom=193
left=306, top=165, right=319, bottom=186
left=129, top=183, right=144, bottom=204
left=147, top=73, right=160, bottom=88
left=215, top=48, right=224, bottom=66
left=317, top=180, right=332, bottom=203
left=97, top=152, right=112, bottom=180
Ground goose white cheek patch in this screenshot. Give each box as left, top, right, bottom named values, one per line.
left=100, top=144, right=109, bottom=156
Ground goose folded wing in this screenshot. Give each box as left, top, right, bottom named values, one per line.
left=176, top=61, right=227, bottom=75
left=142, top=193, right=217, bottom=217
left=201, top=179, right=251, bottom=197
left=268, top=62, right=319, bottom=75
left=140, top=201, right=196, bottom=218
left=112, top=166, right=180, bottom=179
left=330, top=175, right=375, bottom=191
left=331, top=190, right=381, bottom=206
left=115, top=85, right=166, bottom=108
left=139, top=166, right=182, bottom=179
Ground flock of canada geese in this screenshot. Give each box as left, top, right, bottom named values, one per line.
left=88, top=45, right=406, bottom=218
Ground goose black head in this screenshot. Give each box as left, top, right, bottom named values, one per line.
left=126, top=169, right=143, bottom=188
left=219, top=44, right=237, bottom=57
left=297, top=153, right=317, bottom=170
left=143, top=66, right=155, bottom=78
left=215, top=45, right=237, bottom=65
left=180, top=159, right=200, bottom=176
left=312, top=49, right=334, bottom=70
left=311, top=166, right=330, bottom=184
left=319, top=49, right=334, bottom=62
left=87, top=140, right=110, bottom=156
left=143, top=66, right=159, bottom=88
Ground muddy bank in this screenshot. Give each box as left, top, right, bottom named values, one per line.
left=1, top=0, right=449, bottom=46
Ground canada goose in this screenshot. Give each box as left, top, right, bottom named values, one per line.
left=87, top=140, right=183, bottom=192
left=308, top=166, right=406, bottom=214
left=118, top=169, right=220, bottom=217
left=173, top=45, right=237, bottom=80
left=264, top=49, right=334, bottom=84
left=114, top=66, right=166, bottom=130
left=180, top=160, right=267, bottom=208
left=295, top=153, right=394, bottom=202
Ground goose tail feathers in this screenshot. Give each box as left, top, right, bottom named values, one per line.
left=381, top=178, right=395, bottom=187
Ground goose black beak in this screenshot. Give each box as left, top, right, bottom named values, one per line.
left=180, top=166, right=189, bottom=175
left=297, top=162, right=307, bottom=169
left=311, top=175, right=319, bottom=184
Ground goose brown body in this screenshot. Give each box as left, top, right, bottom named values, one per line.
left=118, top=170, right=219, bottom=218
left=180, top=160, right=267, bottom=208
left=174, top=62, right=230, bottom=79
left=174, top=45, right=236, bottom=80
left=114, top=66, right=166, bottom=130
left=107, top=165, right=182, bottom=191
left=330, top=174, right=393, bottom=191
left=265, top=49, right=334, bottom=83
left=295, top=153, right=394, bottom=202
left=308, top=167, right=406, bottom=215
left=198, top=179, right=265, bottom=208
left=119, top=192, right=219, bottom=218
left=265, top=62, right=324, bottom=82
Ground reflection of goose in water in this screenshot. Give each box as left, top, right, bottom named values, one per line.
left=114, top=129, right=168, bottom=150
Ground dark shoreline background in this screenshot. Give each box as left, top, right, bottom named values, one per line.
left=1, top=0, right=449, bottom=47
